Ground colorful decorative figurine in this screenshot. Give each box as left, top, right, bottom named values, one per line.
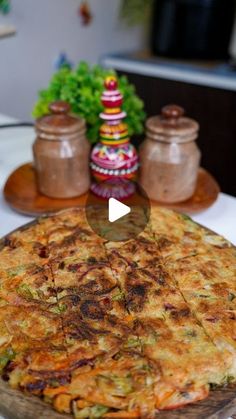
left=90, top=76, right=139, bottom=199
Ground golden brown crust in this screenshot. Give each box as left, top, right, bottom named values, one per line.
left=0, top=206, right=235, bottom=418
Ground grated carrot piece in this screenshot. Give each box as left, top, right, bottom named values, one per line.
left=104, top=410, right=140, bottom=418
left=44, top=386, right=68, bottom=397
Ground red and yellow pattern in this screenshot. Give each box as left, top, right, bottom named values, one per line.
left=90, top=76, right=139, bottom=198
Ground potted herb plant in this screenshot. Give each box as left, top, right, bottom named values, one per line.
left=33, top=61, right=146, bottom=144
left=0, top=0, right=10, bottom=14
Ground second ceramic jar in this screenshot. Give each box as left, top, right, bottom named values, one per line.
left=33, top=101, right=90, bottom=199
left=139, top=104, right=201, bottom=203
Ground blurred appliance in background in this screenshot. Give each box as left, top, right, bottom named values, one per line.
left=151, top=0, right=236, bottom=59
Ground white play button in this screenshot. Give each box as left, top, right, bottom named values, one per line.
left=108, top=198, right=131, bottom=223
left=86, top=179, right=150, bottom=241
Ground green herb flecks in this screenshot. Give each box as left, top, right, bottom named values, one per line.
left=73, top=403, right=109, bottom=419
left=112, top=291, right=125, bottom=301
left=7, top=265, right=27, bottom=278
left=0, top=347, right=16, bottom=370
left=98, top=374, right=133, bottom=396
left=181, top=214, right=193, bottom=222
left=51, top=303, right=67, bottom=314
left=16, top=284, right=34, bottom=299
left=228, top=293, right=236, bottom=302
left=124, top=337, right=140, bottom=349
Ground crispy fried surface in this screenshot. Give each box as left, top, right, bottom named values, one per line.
left=0, top=207, right=235, bottom=418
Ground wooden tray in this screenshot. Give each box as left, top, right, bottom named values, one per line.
left=0, top=218, right=235, bottom=419
left=3, top=163, right=220, bottom=216
left=0, top=376, right=236, bottom=419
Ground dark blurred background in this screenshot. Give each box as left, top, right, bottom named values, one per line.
left=104, top=0, right=236, bottom=196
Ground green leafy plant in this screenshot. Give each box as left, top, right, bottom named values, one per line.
left=120, top=0, right=154, bottom=25
left=33, top=62, right=146, bottom=144
left=0, top=0, right=10, bottom=14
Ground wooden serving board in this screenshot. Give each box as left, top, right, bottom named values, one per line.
left=3, top=163, right=220, bottom=216
left=0, top=377, right=236, bottom=419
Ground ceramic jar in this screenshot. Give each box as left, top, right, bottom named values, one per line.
left=33, top=101, right=90, bottom=198
left=139, top=104, right=201, bottom=203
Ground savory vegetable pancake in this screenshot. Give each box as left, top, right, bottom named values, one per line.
left=0, top=206, right=235, bottom=418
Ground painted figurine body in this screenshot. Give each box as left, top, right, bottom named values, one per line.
left=90, top=76, right=139, bottom=199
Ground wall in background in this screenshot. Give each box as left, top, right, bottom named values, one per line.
left=0, top=0, right=145, bottom=120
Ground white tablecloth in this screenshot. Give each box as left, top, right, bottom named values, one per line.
left=0, top=115, right=236, bottom=243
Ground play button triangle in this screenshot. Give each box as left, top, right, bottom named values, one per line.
left=108, top=198, right=131, bottom=223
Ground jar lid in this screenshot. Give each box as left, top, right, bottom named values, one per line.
left=146, top=104, right=199, bottom=143
left=35, top=101, right=86, bottom=137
